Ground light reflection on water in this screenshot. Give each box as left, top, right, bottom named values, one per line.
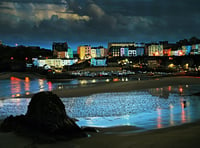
left=0, top=85, right=200, bottom=132
left=0, top=77, right=53, bottom=98
left=0, top=76, right=124, bottom=98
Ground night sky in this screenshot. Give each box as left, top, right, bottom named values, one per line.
left=0, top=0, right=200, bottom=50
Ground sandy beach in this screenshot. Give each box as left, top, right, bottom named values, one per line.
left=1, top=74, right=200, bottom=148
left=1, top=118, right=200, bottom=148
left=52, top=76, right=200, bottom=98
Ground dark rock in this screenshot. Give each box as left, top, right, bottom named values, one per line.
left=0, top=115, right=26, bottom=132
left=26, top=91, right=81, bottom=134
left=0, top=91, right=97, bottom=142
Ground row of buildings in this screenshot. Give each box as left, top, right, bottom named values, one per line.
left=108, top=41, right=200, bottom=57
left=34, top=40, right=200, bottom=70
left=35, top=42, right=108, bottom=70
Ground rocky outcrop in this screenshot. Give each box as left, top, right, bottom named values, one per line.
left=0, top=91, right=94, bottom=142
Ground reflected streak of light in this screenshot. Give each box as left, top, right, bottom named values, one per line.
left=25, top=77, right=30, bottom=91
left=180, top=98, right=186, bottom=123
left=47, top=81, right=53, bottom=91
left=86, top=96, right=94, bottom=105
left=38, top=79, right=45, bottom=91
left=10, top=98, right=21, bottom=106
left=0, top=100, right=3, bottom=107
left=16, top=98, right=21, bottom=106
left=187, top=102, right=191, bottom=122
left=10, top=76, right=21, bottom=95
left=123, top=115, right=131, bottom=126
left=157, top=107, right=162, bottom=128
left=169, top=104, right=174, bottom=125
left=25, top=77, right=30, bottom=82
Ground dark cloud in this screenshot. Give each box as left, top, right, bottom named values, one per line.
left=0, top=0, right=200, bottom=49
left=0, top=0, right=66, bottom=4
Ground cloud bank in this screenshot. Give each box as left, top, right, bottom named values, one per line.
left=0, top=0, right=200, bottom=49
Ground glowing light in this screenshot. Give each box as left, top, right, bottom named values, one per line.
left=178, top=51, right=183, bottom=56
left=16, top=94, right=21, bottom=97
left=26, top=92, right=30, bottom=95
left=113, top=78, right=119, bottom=82
left=106, top=79, right=110, bottom=82
left=185, top=63, right=189, bottom=69
left=25, top=77, right=30, bottom=82
left=168, top=63, right=175, bottom=68
left=155, top=52, right=159, bottom=56
left=58, top=85, right=63, bottom=89
left=10, top=57, right=14, bottom=60
left=80, top=80, right=88, bottom=85
left=168, top=86, right=171, bottom=91
left=179, top=87, right=183, bottom=93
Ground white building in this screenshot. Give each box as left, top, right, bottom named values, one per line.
left=35, top=58, right=78, bottom=69
left=147, top=44, right=163, bottom=56
left=128, top=50, right=137, bottom=57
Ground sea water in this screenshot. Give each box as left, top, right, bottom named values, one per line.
left=1, top=84, right=200, bottom=132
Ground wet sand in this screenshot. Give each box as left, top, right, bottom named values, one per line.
left=0, top=120, right=200, bottom=148
left=1, top=74, right=200, bottom=147
left=52, top=76, right=200, bottom=98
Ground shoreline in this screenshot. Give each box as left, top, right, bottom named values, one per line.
left=52, top=76, right=200, bottom=98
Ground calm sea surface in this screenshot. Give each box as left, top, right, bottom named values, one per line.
left=1, top=76, right=200, bottom=132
